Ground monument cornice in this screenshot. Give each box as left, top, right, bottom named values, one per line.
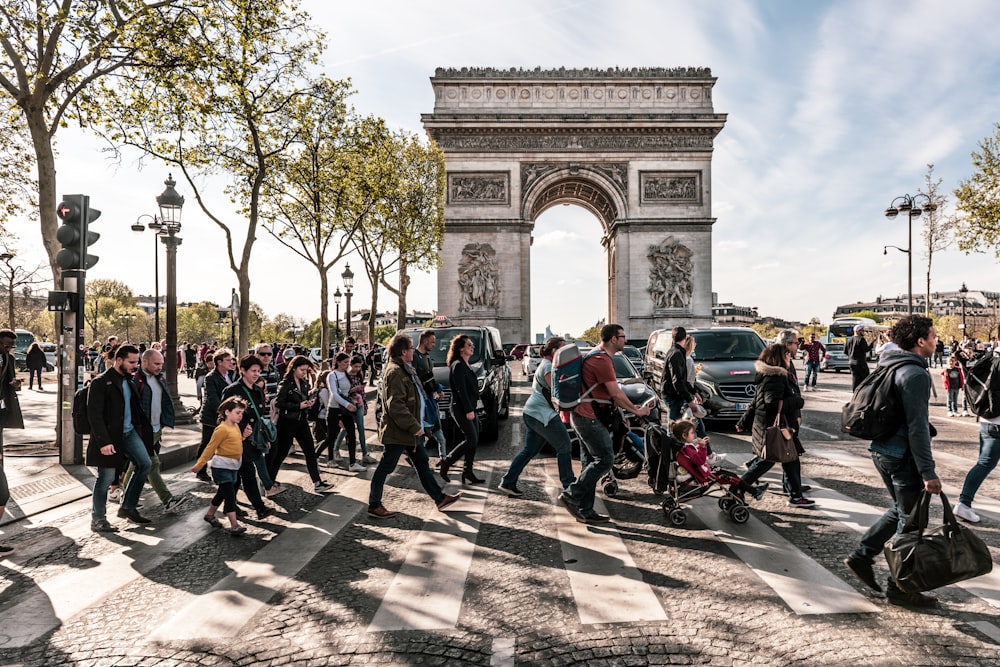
left=428, top=128, right=720, bottom=153
left=432, top=66, right=714, bottom=80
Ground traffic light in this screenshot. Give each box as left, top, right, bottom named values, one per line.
left=55, top=194, right=101, bottom=270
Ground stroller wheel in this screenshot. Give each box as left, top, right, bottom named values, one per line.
left=718, top=497, right=735, bottom=512
left=603, top=481, right=619, bottom=497
left=729, top=504, right=750, bottom=524
left=661, top=497, right=677, bottom=511
left=667, top=507, right=688, bottom=527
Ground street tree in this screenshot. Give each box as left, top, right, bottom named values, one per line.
left=84, top=278, right=137, bottom=340
left=260, top=79, right=391, bottom=366
left=0, top=235, right=50, bottom=328
left=844, top=310, right=882, bottom=323
left=97, top=0, right=324, bottom=355
left=0, top=129, right=35, bottom=232
left=954, top=122, right=1000, bottom=257
left=176, top=301, right=223, bottom=345
left=0, top=0, right=187, bottom=281
left=375, top=132, right=446, bottom=331
left=918, top=164, right=954, bottom=314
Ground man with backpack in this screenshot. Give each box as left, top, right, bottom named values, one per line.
left=843, top=315, right=942, bottom=607
left=559, top=324, right=651, bottom=524
left=953, top=345, right=1000, bottom=523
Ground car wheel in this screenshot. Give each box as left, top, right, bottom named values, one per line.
left=481, top=395, right=500, bottom=442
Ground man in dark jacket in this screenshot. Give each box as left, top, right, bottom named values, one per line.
left=660, top=326, right=699, bottom=420
left=844, top=314, right=941, bottom=607
left=195, top=347, right=235, bottom=481
left=121, top=349, right=187, bottom=513
left=0, top=329, right=25, bottom=552
left=845, top=325, right=871, bottom=390
left=87, top=344, right=153, bottom=532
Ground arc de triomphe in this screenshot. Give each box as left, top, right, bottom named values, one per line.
left=421, top=67, right=727, bottom=343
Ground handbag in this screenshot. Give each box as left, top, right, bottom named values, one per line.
left=762, top=400, right=797, bottom=463
left=241, top=385, right=277, bottom=452
left=884, top=491, right=993, bottom=594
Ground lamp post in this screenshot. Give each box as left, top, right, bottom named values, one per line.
left=883, top=193, right=936, bottom=315
left=342, top=264, right=354, bottom=339
left=960, top=282, right=969, bottom=337
left=118, top=311, right=135, bottom=342
left=333, top=287, right=342, bottom=347
left=131, top=214, right=163, bottom=341
left=155, top=174, right=191, bottom=424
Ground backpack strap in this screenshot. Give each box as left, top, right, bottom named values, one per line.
left=579, top=349, right=611, bottom=405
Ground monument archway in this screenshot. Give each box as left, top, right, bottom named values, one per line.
left=421, top=67, right=727, bottom=344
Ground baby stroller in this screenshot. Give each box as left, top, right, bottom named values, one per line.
left=601, top=408, right=648, bottom=497
left=645, top=424, right=750, bottom=526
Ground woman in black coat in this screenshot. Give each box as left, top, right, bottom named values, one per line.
left=439, top=334, right=484, bottom=484
left=25, top=342, right=46, bottom=390
left=736, top=343, right=814, bottom=507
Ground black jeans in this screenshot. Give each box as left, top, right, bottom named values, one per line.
left=444, top=411, right=479, bottom=471
left=368, top=442, right=444, bottom=509
left=741, top=456, right=804, bottom=498
left=851, top=451, right=923, bottom=568
left=28, top=367, right=42, bottom=388
left=850, top=363, right=870, bottom=390
left=268, top=417, right=322, bottom=484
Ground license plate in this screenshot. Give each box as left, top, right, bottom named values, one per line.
left=439, top=411, right=447, bottom=421
left=735, top=402, right=749, bottom=411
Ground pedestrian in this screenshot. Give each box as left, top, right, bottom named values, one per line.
left=559, top=324, right=651, bottom=524
left=0, top=329, right=25, bottom=553
left=681, top=334, right=720, bottom=461
left=942, top=355, right=965, bottom=417
left=254, top=343, right=280, bottom=401
left=196, top=348, right=235, bottom=482
left=222, top=355, right=278, bottom=515
left=326, top=352, right=365, bottom=472
left=86, top=344, right=154, bottom=532
left=413, top=330, right=447, bottom=459
left=845, top=325, right=871, bottom=390
left=844, top=314, right=942, bottom=607
left=185, top=343, right=198, bottom=379
left=953, top=346, right=1000, bottom=523
left=192, top=396, right=252, bottom=535
left=735, top=343, right=814, bottom=507
left=120, top=349, right=188, bottom=514
left=660, top=326, right=700, bottom=420
left=347, top=356, right=378, bottom=465
left=934, top=339, right=945, bottom=368
left=25, top=342, right=46, bottom=391
left=313, top=369, right=334, bottom=465
left=266, top=355, right=334, bottom=494
left=800, top=333, right=826, bottom=391
left=366, top=334, right=460, bottom=519
left=438, top=334, right=485, bottom=484
left=498, top=336, right=576, bottom=496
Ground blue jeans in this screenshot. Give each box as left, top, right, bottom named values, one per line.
left=120, top=429, right=151, bottom=511
left=502, top=414, right=576, bottom=490
left=804, top=360, right=819, bottom=387
left=851, top=451, right=923, bottom=566
left=665, top=397, right=687, bottom=421
left=368, top=442, right=444, bottom=509
left=947, top=388, right=960, bottom=413
left=565, top=414, right=614, bottom=516
left=354, top=409, right=370, bottom=456
left=92, top=466, right=117, bottom=521
left=960, top=423, right=1000, bottom=508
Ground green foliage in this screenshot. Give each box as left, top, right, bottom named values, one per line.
left=84, top=279, right=137, bottom=340
left=374, top=324, right=396, bottom=345
left=750, top=322, right=777, bottom=340
left=176, top=302, right=225, bottom=345
left=844, top=310, right=883, bottom=324
left=578, top=326, right=602, bottom=343
left=954, top=123, right=1000, bottom=257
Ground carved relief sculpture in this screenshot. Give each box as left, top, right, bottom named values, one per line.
left=447, top=172, right=510, bottom=205
left=648, top=237, right=693, bottom=310
left=640, top=172, right=701, bottom=204
left=458, top=243, right=502, bottom=312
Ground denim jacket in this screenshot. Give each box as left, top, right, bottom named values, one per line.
left=868, top=349, right=937, bottom=481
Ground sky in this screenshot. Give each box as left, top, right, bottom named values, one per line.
left=11, top=0, right=1000, bottom=339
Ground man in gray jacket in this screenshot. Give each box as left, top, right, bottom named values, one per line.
left=844, top=314, right=942, bottom=607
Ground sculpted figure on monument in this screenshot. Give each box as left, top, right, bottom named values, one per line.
left=648, top=237, right=693, bottom=310
left=458, top=243, right=502, bottom=312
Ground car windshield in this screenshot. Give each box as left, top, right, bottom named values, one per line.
left=410, top=330, right=484, bottom=366
left=622, top=346, right=641, bottom=359
left=690, top=331, right=765, bottom=361
left=827, top=344, right=845, bottom=353
left=612, top=353, right=639, bottom=379
left=528, top=346, right=541, bottom=358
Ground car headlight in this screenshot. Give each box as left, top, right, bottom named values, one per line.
left=697, top=379, right=719, bottom=396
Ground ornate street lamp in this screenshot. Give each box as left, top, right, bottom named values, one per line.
left=333, top=287, right=342, bottom=346
left=131, top=214, right=163, bottom=341
left=118, top=311, right=135, bottom=342
left=884, top=193, right=936, bottom=315
left=960, top=282, right=969, bottom=336
left=155, top=174, right=191, bottom=423
left=342, top=264, right=354, bottom=339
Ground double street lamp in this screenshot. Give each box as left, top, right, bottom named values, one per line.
left=118, top=311, right=136, bottom=342
left=131, top=214, right=163, bottom=341
left=960, top=282, right=969, bottom=336
left=342, top=264, right=354, bottom=339
left=883, top=193, right=936, bottom=315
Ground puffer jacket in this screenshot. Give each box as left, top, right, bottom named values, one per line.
left=736, top=360, right=805, bottom=458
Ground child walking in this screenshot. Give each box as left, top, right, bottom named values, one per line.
left=942, top=355, right=965, bottom=417
left=193, top=396, right=252, bottom=535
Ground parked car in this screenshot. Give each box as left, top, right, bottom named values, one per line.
left=644, top=327, right=766, bottom=421
left=12, top=328, right=34, bottom=370
left=509, top=343, right=531, bottom=360
left=621, top=344, right=645, bottom=374
left=377, top=324, right=512, bottom=444
left=40, top=342, right=57, bottom=371
left=611, top=352, right=661, bottom=424
left=820, top=343, right=851, bottom=372
left=521, top=345, right=542, bottom=377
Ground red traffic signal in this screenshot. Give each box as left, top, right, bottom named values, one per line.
left=55, top=194, right=101, bottom=270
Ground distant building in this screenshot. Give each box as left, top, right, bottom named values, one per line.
left=834, top=288, right=1000, bottom=332
left=712, top=302, right=757, bottom=326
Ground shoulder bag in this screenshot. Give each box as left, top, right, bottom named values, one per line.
left=241, top=385, right=277, bottom=452
left=884, top=491, right=993, bottom=593
left=762, top=399, right=797, bottom=463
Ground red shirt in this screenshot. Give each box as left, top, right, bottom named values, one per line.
left=801, top=340, right=826, bottom=363
left=574, top=350, right=616, bottom=420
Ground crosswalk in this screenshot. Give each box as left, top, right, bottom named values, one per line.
left=2, top=432, right=1000, bottom=651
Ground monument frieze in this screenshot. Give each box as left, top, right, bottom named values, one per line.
left=447, top=172, right=510, bottom=205
left=640, top=171, right=702, bottom=204
left=436, top=133, right=715, bottom=152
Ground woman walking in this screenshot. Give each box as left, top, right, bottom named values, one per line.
left=25, top=342, right=46, bottom=391
left=326, top=353, right=364, bottom=472
left=267, top=355, right=334, bottom=494
left=439, top=334, right=484, bottom=484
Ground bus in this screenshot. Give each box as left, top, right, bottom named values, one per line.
left=12, top=328, right=35, bottom=370
left=825, top=317, right=889, bottom=346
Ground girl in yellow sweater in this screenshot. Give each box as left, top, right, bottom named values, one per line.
left=193, top=397, right=251, bottom=535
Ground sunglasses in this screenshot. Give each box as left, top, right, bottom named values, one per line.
left=258, top=352, right=273, bottom=356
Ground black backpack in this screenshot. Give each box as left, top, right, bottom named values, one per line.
left=72, top=381, right=92, bottom=435
left=961, top=353, right=1000, bottom=419
left=841, top=358, right=925, bottom=440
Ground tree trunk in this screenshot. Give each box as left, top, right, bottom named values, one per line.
left=239, top=276, right=251, bottom=355
left=368, top=290, right=378, bottom=346
left=319, top=268, right=329, bottom=368
left=395, top=261, right=410, bottom=330
left=26, top=112, right=61, bottom=286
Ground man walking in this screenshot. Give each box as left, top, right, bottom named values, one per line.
left=413, top=329, right=447, bottom=458
left=367, top=334, right=459, bottom=519
left=800, top=333, right=826, bottom=391
left=0, top=329, right=25, bottom=552
left=87, top=344, right=153, bottom=531
left=845, top=325, right=871, bottom=390
left=121, top=349, right=188, bottom=513
left=660, top=326, right=699, bottom=420
left=560, top=324, right=651, bottom=524
left=844, top=315, right=941, bottom=607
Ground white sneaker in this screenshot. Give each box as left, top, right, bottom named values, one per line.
left=947, top=411, right=955, bottom=417
left=706, top=453, right=727, bottom=465
left=108, top=487, right=122, bottom=503
left=362, top=455, right=379, bottom=465
left=955, top=502, right=981, bottom=523
left=349, top=463, right=367, bottom=472
left=961, top=410, right=971, bottom=417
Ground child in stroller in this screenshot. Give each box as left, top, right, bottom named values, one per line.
left=648, top=420, right=768, bottom=526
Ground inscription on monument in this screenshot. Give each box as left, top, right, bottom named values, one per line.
left=447, top=172, right=510, bottom=205
left=648, top=236, right=693, bottom=311
left=437, top=133, right=715, bottom=153
left=640, top=171, right=701, bottom=204
left=458, top=243, right=502, bottom=312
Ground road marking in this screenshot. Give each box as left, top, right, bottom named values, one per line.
left=367, top=475, right=490, bottom=632
left=798, top=424, right=839, bottom=440
left=150, top=476, right=371, bottom=641
left=490, top=637, right=516, bottom=666
left=543, top=461, right=668, bottom=625
left=968, top=621, right=1000, bottom=644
